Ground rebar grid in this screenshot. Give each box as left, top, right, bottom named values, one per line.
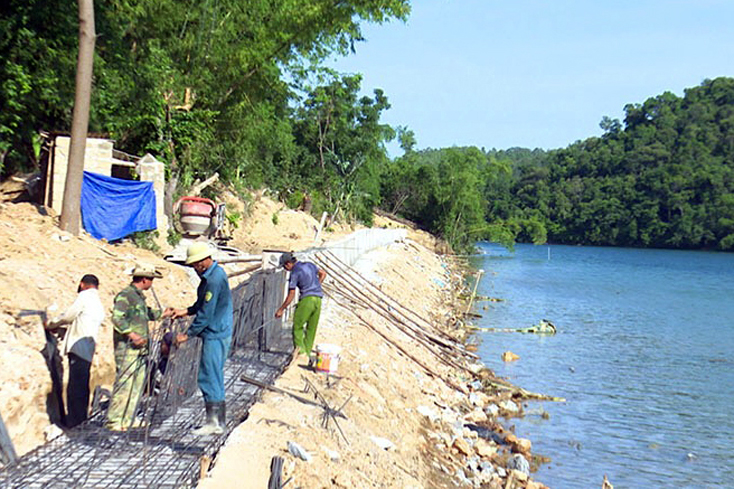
left=0, top=269, right=290, bottom=488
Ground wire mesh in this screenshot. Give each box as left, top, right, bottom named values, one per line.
left=0, top=268, right=289, bottom=488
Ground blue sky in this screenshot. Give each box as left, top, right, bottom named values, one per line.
left=331, top=0, right=734, bottom=153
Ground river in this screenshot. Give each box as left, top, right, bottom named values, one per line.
left=471, top=243, right=734, bottom=488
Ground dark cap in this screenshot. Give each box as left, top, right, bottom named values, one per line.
left=279, top=252, right=296, bottom=268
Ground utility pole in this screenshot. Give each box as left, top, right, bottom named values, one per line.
left=59, top=0, right=95, bottom=235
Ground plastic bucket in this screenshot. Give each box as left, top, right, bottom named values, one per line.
left=315, top=344, right=342, bottom=373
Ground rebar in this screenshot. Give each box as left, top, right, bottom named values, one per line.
left=0, top=268, right=290, bottom=488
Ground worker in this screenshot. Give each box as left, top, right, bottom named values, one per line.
left=171, top=243, right=233, bottom=436
left=107, top=263, right=172, bottom=431
left=45, top=274, right=105, bottom=428
left=274, top=252, right=326, bottom=361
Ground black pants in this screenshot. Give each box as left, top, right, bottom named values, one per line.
left=41, top=331, right=66, bottom=427
left=67, top=352, right=92, bottom=428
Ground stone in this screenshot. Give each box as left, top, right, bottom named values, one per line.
left=479, top=460, right=495, bottom=473
left=513, top=437, right=532, bottom=454
left=287, top=441, right=312, bottom=462
left=370, top=436, right=395, bottom=450
left=465, top=408, right=488, bottom=424
left=526, top=481, right=545, bottom=489
left=467, top=456, right=479, bottom=473
left=507, top=453, right=530, bottom=476
left=468, top=392, right=481, bottom=405
left=484, top=404, right=500, bottom=417
left=453, top=437, right=473, bottom=456
left=487, top=475, right=503, bottom=489
left=322, top=447, right=340, bottom=461
left=475, top=392, right=491, bottom=406
left=474, top=438, right=498, bottom=458
left=502, top=351, right=520, bottom=362
left=499, top=399, right=519, bottom=413
left=417, top=405, right=439, bottom=421
left=510, top=469, right=528, bottom=482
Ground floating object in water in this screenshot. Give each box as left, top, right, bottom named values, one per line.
left=502, top=351, right=520, bottom=362
left=473, top=319, right=557, bottom=335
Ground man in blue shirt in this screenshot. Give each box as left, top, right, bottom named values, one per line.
left=172, top=242, right=233, bottom=435
left=275, top=252, right=327, bottom=359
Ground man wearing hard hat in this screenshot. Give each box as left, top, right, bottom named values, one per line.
left=107, top=263, right=173, bottom=431
left=171, top=242, right=233, bottom=436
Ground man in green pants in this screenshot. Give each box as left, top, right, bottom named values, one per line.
left=107, top=263, right=172, bottom=431
left=275, top=252, right=326, bottom=359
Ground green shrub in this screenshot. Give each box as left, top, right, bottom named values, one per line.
left=131, top=230, right=160, bottom=253
left=226, top=211, right=242, bottom=229
left=285, top=190, right=305, bottom=210
left=167, top=229, right=182, bottom=247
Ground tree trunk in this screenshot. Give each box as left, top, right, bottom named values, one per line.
left=59, top=0, right=95, bottom=235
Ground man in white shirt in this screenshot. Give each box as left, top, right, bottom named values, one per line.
left=46, top=274, right=105, bottom=428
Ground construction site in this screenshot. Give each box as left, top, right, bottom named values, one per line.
left=0, top=147, right=551, bottom=488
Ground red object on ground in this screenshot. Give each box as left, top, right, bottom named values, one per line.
left=175, top=196, right=216, bottom=235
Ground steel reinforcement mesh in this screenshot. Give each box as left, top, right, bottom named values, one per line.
left=0, top=268, right=291, bottom=489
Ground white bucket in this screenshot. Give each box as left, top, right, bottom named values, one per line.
left=315, top=344, right=342, bottom=373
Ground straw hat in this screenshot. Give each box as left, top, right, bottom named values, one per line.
left=131, top=263, right=163, bottom=279
left=185, top=242, right=213, bottom=265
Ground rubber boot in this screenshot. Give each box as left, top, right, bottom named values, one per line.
left=217, top=401, right=226, bottom=430
left=192, top=402, right=224, bottom=436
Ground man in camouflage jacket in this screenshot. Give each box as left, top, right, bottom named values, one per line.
left=106, top=263, right=172, bottom=431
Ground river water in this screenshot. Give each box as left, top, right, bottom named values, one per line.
left=471, top=243, right=734, bottom=488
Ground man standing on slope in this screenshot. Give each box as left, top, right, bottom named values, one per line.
left=275, top=252, right=327, bottom=360
left=45, top=274, right=104, bottom=428
left=107, top=264, right=172, bottom=431
left=171, top=243, right=233, bottom=436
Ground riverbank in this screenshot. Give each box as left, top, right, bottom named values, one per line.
left=199, top=229, right=549, bottom=488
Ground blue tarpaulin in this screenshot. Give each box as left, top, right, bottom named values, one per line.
left=81, top=171, right=157, bottom=241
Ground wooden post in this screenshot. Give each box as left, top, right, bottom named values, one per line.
left=313, top=211, right=328, bottom=244
left=465, top=269, right=484, bottom=315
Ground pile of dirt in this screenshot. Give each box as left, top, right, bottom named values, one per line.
left=220, top=190, right=356, bottom=254
left=0, top=202, right=195, bottom=455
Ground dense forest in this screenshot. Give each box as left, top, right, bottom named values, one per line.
left=493, top=78, right=734, bottom=251
left=2, top=2, right=734, bottom=252
left=381, top=78, right=734, bottom=252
